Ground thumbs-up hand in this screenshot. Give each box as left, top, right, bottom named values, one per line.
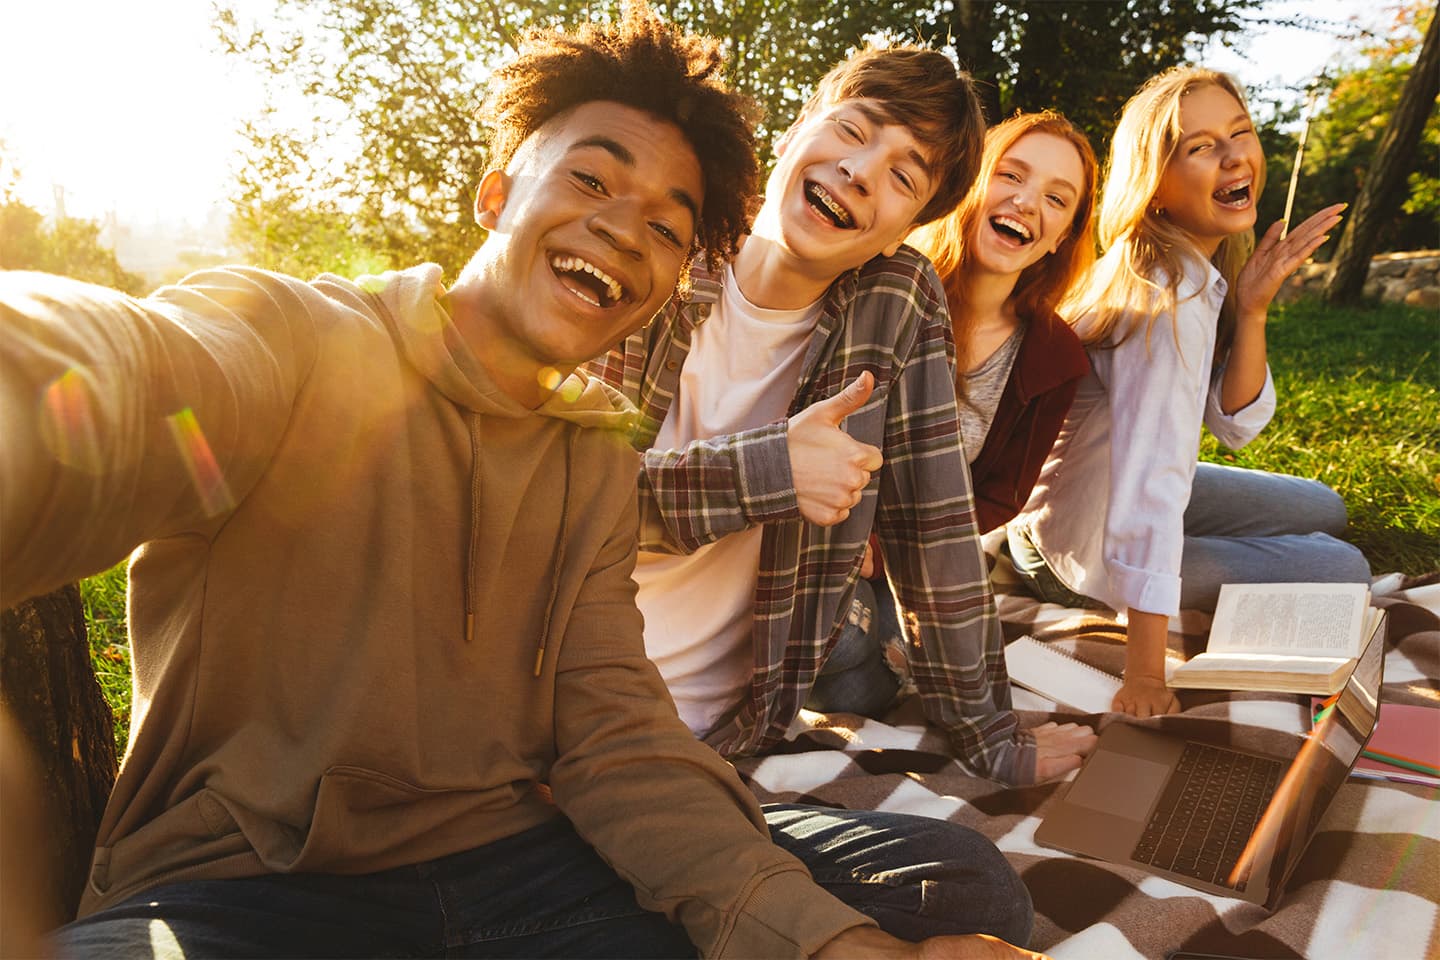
left=787, top=372, right=883, bottom=527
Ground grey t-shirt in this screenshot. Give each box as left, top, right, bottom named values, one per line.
left=958, top=322, right=1026, bottom=464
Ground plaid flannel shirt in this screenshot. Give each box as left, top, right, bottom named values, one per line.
left=588, top=246, right=1036, bottom=784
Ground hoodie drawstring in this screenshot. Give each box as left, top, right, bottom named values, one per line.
left=465, top=411, right=483, bottom=645
left=463, top=410, right=574, bottom=676
left=533, top=430, right=573, bottom=676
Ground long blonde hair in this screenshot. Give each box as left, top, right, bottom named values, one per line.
left=1062, top=67, right=1261, bottom=353
left=908, top=111, right=1098, bottom=364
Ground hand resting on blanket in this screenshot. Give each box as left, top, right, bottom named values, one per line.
left=816, top=926, right=1048, bottom=959
left=1029, top=720, right=1098, bottom=780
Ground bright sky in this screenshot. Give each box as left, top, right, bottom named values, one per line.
left=1201, top=0, right=1387, bottom=101
left=0, top=0, right=267, bottom=224
left=0, top=0, right=1388, bottom=226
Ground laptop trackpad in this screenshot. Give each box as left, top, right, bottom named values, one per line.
left=1065, top=752, right=1170, bottom=822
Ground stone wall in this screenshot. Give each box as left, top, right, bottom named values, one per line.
left=1277, top=249, right=1440, bottom=309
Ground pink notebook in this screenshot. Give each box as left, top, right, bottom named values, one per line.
left=1313, top=699, right=1440, bottom=787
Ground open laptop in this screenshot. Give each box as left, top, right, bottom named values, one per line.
left=1035, top=611, right=1385, bottom=910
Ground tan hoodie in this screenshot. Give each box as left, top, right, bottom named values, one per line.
left=0, top=266, right=870, bottom=956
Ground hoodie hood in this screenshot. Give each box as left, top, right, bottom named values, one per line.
left=358, top=264, right=638, bottom=434
left=351, top=264, right=639, bottom=668
left=534, top=372, right=640, bottom=432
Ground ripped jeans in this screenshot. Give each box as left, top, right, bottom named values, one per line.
left=805, top=576, right=908, bottom=717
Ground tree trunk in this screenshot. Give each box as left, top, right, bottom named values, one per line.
left=1, top=585, right=118, bottom=922
left=1324, top=12, right=1440, bottom=305
left=948, top=0, right=1004, bottom=124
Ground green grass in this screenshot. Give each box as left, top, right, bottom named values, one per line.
left=1198, top=298, right=1439, bottom=576
left=78, top=564, right=131, bottom=756
left=77, top=297, right=1440, bottom=752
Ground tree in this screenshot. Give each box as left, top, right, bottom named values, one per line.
left=218, top=0, right=1263, bottom=275
left=1250, top=3, right=1439, bottom=263
left=1325, top=6, right=1439, bottom=302
left=0, top=203, right=146, bottom=294
left=1, top=587, right=118, bottom=921
left=0, top=151, right=146, bottom=295
left=216, top=0, right=513, bottom=276
left=920, top=0, right=1262, bottom=149
left=228, top=114, right=398, bottom=279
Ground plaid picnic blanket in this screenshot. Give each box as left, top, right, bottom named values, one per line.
left=732, top=557, right=1440, bottom=960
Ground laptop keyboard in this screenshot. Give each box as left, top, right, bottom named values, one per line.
left=1131, top=741, right=1283, bottom=889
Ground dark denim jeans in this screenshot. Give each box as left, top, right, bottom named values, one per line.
left=1004, top=520, right=1106, bottom=610
left=803, top=577, right=906, bottom=717
left=52, top=804, right=1032, bottom=958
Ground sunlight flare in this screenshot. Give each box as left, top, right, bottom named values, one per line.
left=165, top=407, right=235, bottom=517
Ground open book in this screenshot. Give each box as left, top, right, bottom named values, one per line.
left=1170, top=582, right=1383, bottom=695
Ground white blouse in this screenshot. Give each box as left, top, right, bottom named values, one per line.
left=1015, top=256, right=1276, bottom=617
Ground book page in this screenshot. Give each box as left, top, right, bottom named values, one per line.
left=1207, top=582, right=1369, bottom=657
left=1184, top=653, right=1349, bottom=674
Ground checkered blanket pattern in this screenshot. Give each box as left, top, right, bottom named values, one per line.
left=731, top=573, right=1440, bottom=959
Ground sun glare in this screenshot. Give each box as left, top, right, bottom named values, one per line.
left=0, top=0, right=266, bottom=224
left=0, top=0, right=1383, bottom=239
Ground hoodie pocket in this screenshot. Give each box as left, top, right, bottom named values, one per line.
left=289, top=765, right=526, bottom=872
left=90, top=788, right=242, bottom=897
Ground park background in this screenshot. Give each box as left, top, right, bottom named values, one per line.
left=0, top=0, right=1436, bottom=754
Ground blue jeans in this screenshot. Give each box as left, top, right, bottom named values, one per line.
left=1008, top=462, right=1371, bottom=613
left=52, top=805, right=1032, bottom=958
left=804, top=577, right=906, bottom=717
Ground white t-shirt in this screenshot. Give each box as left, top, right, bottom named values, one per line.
left=633, top=265, right=821, bottom=735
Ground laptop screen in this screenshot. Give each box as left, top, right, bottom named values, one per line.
left=1227, top=620, right=1384, bottom=901
left=1324, top=613, right=1384, bottom=761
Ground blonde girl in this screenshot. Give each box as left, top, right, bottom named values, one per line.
left=1009, top=68, right=1369, bottom=718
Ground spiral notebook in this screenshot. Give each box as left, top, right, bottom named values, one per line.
left=1004, top=636, right=1121, bottom=714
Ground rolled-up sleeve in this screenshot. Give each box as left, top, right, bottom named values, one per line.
left=636, top=420, right=799, bottom=555
left=1205, top=363, right=1275, bottom=449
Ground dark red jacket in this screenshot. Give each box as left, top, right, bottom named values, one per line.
left=868, top=310, right=1088, bottom=582
left=969, top=310, right=1089, bottom=532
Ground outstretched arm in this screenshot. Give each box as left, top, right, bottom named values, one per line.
left=1101, top=264, right=1230, bottom=716
left=0, top=270, right=311, bottom=607
left=871, top=302, right=1038, bottom=783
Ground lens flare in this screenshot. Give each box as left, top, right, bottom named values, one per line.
left=165, top=407, right=235, bottom=517
left=39, top=367, right=103, bottom=474
left=355, top=274, right=391, bottom=294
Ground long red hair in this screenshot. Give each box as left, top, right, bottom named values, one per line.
left=909, top=111, right=1099, bottom=351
